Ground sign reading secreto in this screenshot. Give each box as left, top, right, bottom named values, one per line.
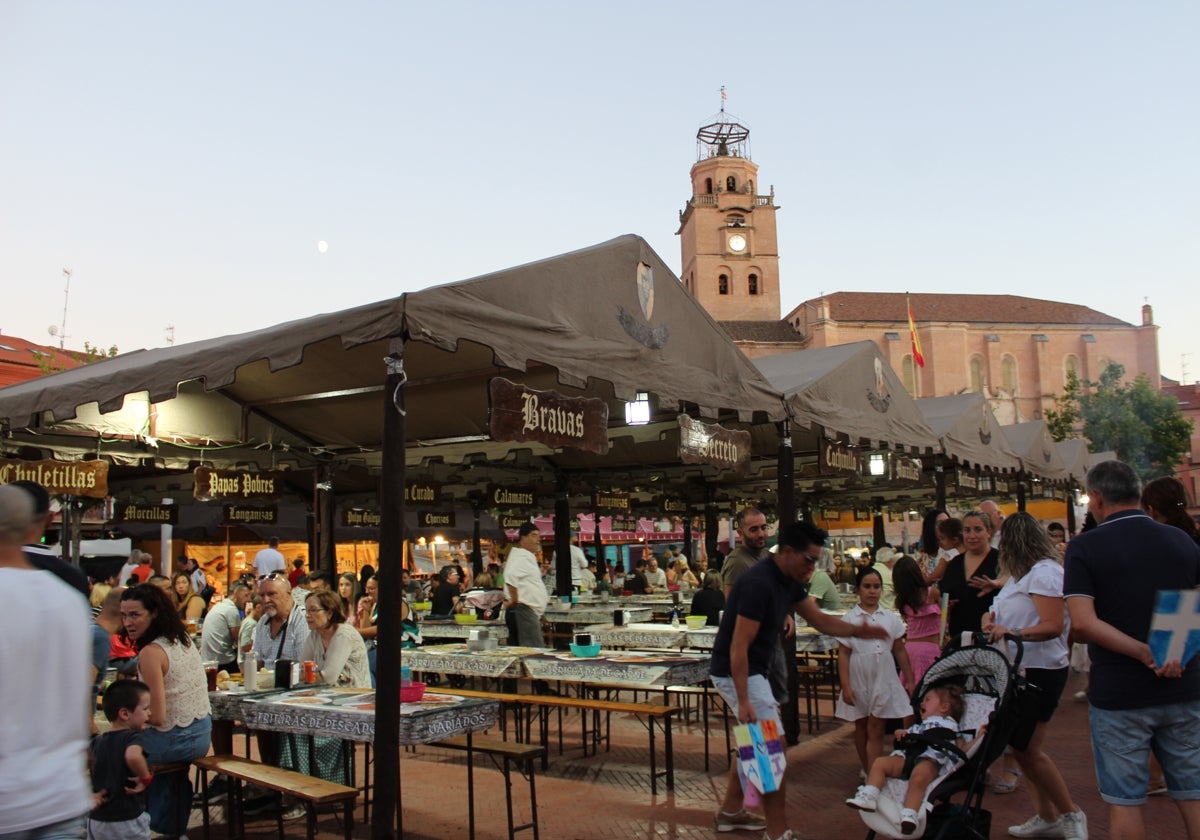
left=677, top=414, right=750, bottom=474
left=113, top=502, right=178, bottom=525
left=194, top=467, right=284, bottom=501
left=0, top=458, right=109, bottom=498
left=488, top=377, right=610, bottom=455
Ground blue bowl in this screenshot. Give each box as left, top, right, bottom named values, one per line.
left=569, top=642, right=602, bottom=658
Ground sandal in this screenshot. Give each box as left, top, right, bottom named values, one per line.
left=992, top=768, right=1021, bottom=794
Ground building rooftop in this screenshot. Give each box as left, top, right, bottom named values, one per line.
left=0, top=334, right=85, bottom=388
left=795, top=292, right=1132, bottom=326
left=717, top=320, right=804, bottom=343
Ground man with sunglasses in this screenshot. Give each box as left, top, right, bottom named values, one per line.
left=710, top=520, right=890, bottom=840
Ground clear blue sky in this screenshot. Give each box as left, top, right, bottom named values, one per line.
left=3, top=2, right=1197, bottom=383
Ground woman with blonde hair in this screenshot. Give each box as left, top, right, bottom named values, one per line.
left=935, top=511, right=997, bottom=639
left=170, top=571, right=205, bottom=622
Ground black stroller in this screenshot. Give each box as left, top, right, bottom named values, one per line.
left=860, top=632, right=1026, bottom=840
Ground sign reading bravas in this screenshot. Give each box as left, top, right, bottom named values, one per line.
left=223, top=505, right=277, bottom=526
left=113, top=503, right=178, bottom=525
left=194, top=467, right=283, bottom=501
left=0, top=458, right=108, bottom=498
left=488, top=378, right=609, bottom=455
left=340, top=509, right=382, bottom=528
left=677, top=414, right=750, bottom=474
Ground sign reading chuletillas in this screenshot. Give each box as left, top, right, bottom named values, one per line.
left=488, top=378, right=610, bottom=455
left=113, top=503, right=178, bottom=525
left=405, top=480, right=441, bottom=507
left=418, top=510, right=456, bottom=528
left=819, top=439, right=860, bottom=476
left=487, top=483, right=537, bottom=509
left=223, top=505, right=278, bottom=526
left=0, top=458, right=108, bottom=498
left=678, top=414, right=750, bottom=474
left=592, top=491, right=630, bottom=513
left=194, top=467, right=283, bottom=501
left=340, top=509, right=382, bottom=528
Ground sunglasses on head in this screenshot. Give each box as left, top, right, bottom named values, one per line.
left=260, top=572, right=285, bottom=581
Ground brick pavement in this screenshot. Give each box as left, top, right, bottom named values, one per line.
left=181, top=670, right=1196, bottom=839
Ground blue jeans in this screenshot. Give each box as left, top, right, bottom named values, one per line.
left=1090, top=699, right=1200, bottom=805
left=140, top=716, right=212, bottom=835
left=0, top=815, right=86, bottom=840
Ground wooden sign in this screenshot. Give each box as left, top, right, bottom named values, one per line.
left=113, top=502, right=178, bottom=525
left=499, top=514, right=531, bottom=530
left=818, top=439, right=859, bottom=477
left=340, top=509, right=382, bottom=528
left=194, top=467, right=283, bottom=501
left=956, top=471, right=978, bottom=491
left=656, top=495, right=689, bottom=515
left=488, top=377, right=610, bottom=455
left=405, top=480, right=442, bottom=507
left=418, top=510, right=456, bottom=529
left=222, top=505, right=278, bottom=526
left=610, top=515, right=637, bottom=533
left=592, top=491, right=631, bottom=513
left=678, top=414, right=750, bottom=474
left=0, top=458, right=108, bottom=498
left=487, top=483, right=537, bottom=510
left=892, top=456, right=923, bottom=483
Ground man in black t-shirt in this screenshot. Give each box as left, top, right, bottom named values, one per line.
left=710, top=521, right=889, bottom=840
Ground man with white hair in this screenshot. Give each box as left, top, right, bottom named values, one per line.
left=251, top=575, right=309, bottom=671
left=980, top=500, right=1004, bottom=549
left=0, top=484, right=92, bottom=837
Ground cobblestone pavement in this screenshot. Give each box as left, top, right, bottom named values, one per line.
left=181, top=670, right=1195, bottom=838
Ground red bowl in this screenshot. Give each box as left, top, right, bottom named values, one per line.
left=400, top=682, right=426, bottom=703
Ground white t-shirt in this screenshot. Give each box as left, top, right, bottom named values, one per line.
left=0, top=568, right=92, bottom=832
left=252, top=547, right=286, bottom=578
left=569, top=544, right=588, bottom=586
left=991, top=558, right=1069, bottom=670
left=504, top=547, right=549, bottom=616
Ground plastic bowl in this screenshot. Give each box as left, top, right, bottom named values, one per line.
left=454, top=613, right=477, bottom=624
left=411, top=601, right=432, bottom=611
left=685, top=615, right=707, bottom=630
left=400, top=682, right=426, bottom=703
left=570, top=642, right=602, bottom=658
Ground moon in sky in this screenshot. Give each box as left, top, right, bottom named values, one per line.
left=316, top=240, right=329, bottom=253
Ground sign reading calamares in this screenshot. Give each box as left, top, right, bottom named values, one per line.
left=488, top=378, right=609, bottom=455
left=487, top=483, right=538, bottom=509
left=677, top=414, right=750, bottom=474
left=0, top=458, right=108, bottom=497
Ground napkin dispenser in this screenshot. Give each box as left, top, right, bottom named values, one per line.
left=467, top=628, right=495, bottom=652
left=573, top=632, right=593, bottom=647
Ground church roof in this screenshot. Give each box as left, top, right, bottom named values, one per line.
left=717, top=320, right=804, bottom=343
left=801, top=292, right=1130, bottom=327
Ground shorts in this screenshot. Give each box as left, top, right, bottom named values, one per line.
left=1089, top=698, right=1200, bottom=805
left=711, top=674, right=782, bottom=732
left=86, top=813, right=149, bottom=840
left=1008, top=666, right=1068, bottom=752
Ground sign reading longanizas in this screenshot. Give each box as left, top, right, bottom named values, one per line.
left=0, top=458, right=108, bottom=498
left=677, top=414, right=750, bottom=474
left=488, top=378, right=610, bottom=455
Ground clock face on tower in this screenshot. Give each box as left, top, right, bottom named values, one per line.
left=727, top=233, right=747, bottom=253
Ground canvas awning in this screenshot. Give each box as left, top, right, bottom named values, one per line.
left=916, top=393, right=1022, bottom=472
left=1002, top=420, right=1069, bottom=481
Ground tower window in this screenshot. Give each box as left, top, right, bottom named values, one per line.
left=718, top=274, right=729, bottom=295
left=1001, top=354, right=1017, bottom=393
left=726, top=176, right=736, bottom=191
left=726, top=214, right=745, bottom=227
left=969, top=355, right=985, bottom=393
left=748, top=274, right=758, bottom=295
left=704, top=178, right=713, bottom=194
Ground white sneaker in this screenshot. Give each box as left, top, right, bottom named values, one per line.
left=1008, top=814, right=1066, bottom=838
left=845, top=785, right=879, bottom=812
left=1057, top=811, right=1088, bottom=840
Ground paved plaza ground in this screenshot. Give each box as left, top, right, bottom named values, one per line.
left=176, top=670, right=1193, bottom=839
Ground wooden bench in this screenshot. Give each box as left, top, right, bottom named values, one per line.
left=193, top=754, right=357, bottom=840
left=661, top=683, right=731, bottom=771
left=434, top=735, right=544, bottom=840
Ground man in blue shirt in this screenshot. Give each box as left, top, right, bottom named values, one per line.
left=1065, top=459, right=1200, bottom=839
left=710, top=520, right=889, bottom=840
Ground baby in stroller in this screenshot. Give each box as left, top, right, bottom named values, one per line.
left=846, top=685, right=986, bottom=835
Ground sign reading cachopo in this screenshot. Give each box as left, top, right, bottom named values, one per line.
left=0, top=458, right=108, bottom=498
left=194, top=467, right=284, bottom=501
left=677, top=414, right=750, bottom=475
left=488, top=377, right=609, bottom=455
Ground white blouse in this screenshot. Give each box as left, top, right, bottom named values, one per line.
left=991, top=558, right=1069, bottom=670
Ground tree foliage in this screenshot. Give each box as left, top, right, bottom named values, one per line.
left=1046, top=361, right=1192, bottom=481
left=34, top=341, right=119, bottom=375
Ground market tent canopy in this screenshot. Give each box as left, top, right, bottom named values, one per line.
left=916, top=393, right=1022, bottom=472
left=753, top=342, right=939, bottom=452
left=1056, top=438, right=1092, bottom=482
left=1002, top=420, right=1069, bottom=481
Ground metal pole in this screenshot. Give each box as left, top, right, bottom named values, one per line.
left=776, top=420, right=800, bottom=745
left=554, top=477, right=571, bottom=597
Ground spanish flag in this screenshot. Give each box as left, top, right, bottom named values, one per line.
left=907, top=293, right=925, bottom=368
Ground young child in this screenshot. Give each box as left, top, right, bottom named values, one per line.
left=835, top=566, right=915, bottom=775
left=846, top=685, right=986, bottom=835
left=89, top=680, right=154, bottom=840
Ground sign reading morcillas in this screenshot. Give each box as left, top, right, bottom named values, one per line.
left=418, top=510, right=456, bottom=529
left=223, top=505, right=278, bottom=526
left=488, top=377, right=610, bottom=455
left=677, top=414, right=750, bottom=474
left=818, top=439, right=859, bottom=476
left=487, top=483, right=537, bottom=510
left=194, top=467, right=283, bottom=501
left=405, top=480, right=441, bottom=507
left=113, top=502, right=178, bottom=525
left=592, top=490, right=630, bottom=514
left=340, top=509, right=382, bottom=528
left=0, top=458, right=108, bottom=498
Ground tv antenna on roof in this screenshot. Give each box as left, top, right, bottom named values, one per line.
left=50, top=268, right=72, bottom=349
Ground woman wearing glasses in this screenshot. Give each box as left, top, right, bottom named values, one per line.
left=299, top=590, right=371, bottom=688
